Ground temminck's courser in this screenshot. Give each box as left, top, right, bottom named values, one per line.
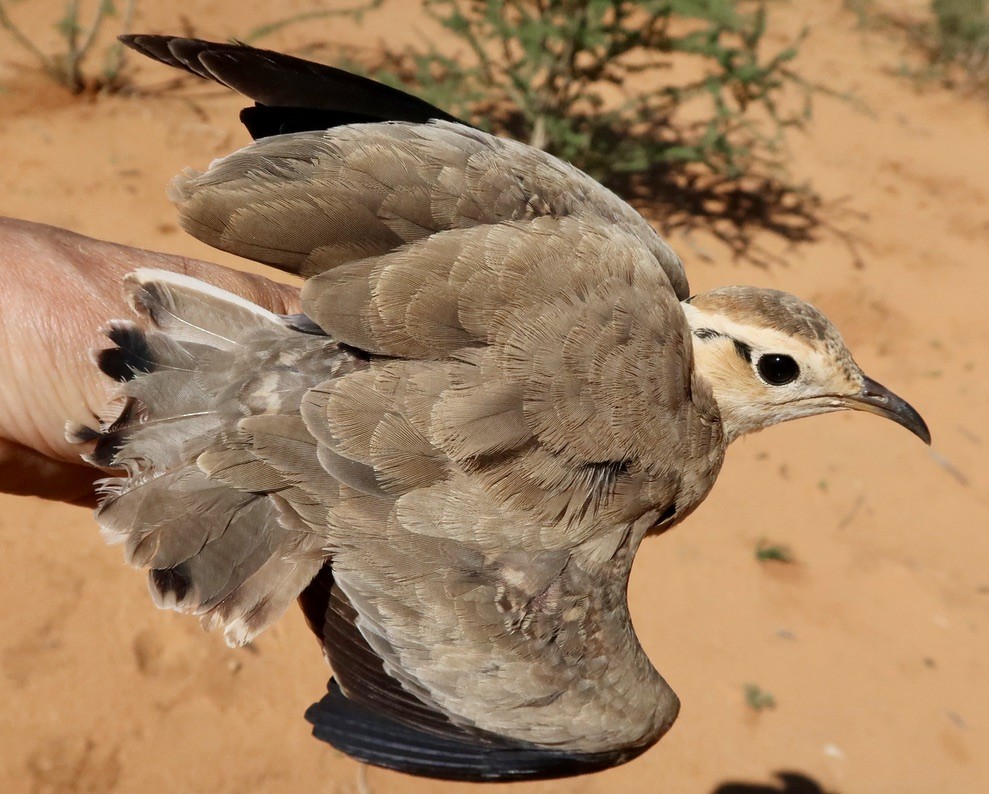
left=68, top=35, right=931, bottom=782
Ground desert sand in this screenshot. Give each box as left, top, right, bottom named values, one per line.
left=0, top=1, right=986, bottom=792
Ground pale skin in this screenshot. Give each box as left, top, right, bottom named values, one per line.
left=0, top=217, right=299, bottom=507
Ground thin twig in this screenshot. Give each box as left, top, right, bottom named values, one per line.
left=0, top=1, right=56, bottom=72
left=102, top=0, right=137, bottom=85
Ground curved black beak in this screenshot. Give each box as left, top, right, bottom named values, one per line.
left=843, top=376, right=931, bottom=445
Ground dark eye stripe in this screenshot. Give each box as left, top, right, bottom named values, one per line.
left=733, top=340, right=753, bottom=362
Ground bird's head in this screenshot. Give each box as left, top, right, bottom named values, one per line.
left=682, top=286, right=930, bottom=445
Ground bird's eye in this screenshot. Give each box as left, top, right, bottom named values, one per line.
left=757, top=354, right=800, bottom=385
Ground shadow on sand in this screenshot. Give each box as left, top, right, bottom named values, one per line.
left=712, top=770, right=836, bottom=794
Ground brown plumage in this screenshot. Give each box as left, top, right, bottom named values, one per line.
left=69, top=36, right=930, bottom=781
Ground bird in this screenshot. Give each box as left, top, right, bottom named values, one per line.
left=67, top=35, right=931, bottom=782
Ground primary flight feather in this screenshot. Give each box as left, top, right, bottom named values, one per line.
left=69, top=35, right=930, bottom=782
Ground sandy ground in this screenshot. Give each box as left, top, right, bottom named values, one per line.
left=0, top=1, right=986, bottom=792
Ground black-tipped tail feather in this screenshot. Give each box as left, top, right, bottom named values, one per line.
left=96, top=320, right=156, bottom=381
left=72, top=270, right=341, bottom=646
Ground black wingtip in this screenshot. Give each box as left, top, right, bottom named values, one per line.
left=306, top=679, right=637, bottom=782
left=118, top=34, right=172, bottom=63
left=120, top=33, right=469, bottom=139
left=239, top=105, right=393, bottom=139
left=119, top=34, right=216, bottom=79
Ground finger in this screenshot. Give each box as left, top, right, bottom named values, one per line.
left=0, top=438, right=100, bottom=507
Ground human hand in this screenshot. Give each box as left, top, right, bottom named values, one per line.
left=0, top=217, right=300, bottom=507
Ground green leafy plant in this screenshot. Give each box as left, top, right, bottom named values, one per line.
left=744, top=683, right=777, bottom=711
left=0, top=0, right=136, bottom=94
left=243, top=0, right=384, bottom=44
left=360, top=0, right=828, bottom=261
left=850, top=0, right=989, bottom=95
left=929, top=0, right=989, bottom=87
left=755, top=538, right=795, bottom=564
left=845, top=0, right=876, bottom=30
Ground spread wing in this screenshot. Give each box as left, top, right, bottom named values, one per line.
left=73, top=39, right=720, bottom=779
left=170, top=121, right=688, bottom=298
left=283, top=213, right=697, bottom=764
left=229, top=209, right=692, bottom=758
left=76, top=217, right=696, bottom=777
left=121, top=35, right=688, bottom=300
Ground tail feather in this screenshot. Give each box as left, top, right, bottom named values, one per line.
left=202, top=531, right=326, bottom=646
left=124, top=268, right=284, bottom=348
left=73, top=271, right=349, bottom=645
left=96, top=320, right=157, bottom=381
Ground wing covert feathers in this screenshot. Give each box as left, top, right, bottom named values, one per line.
left=168, top=121, right=689, bottom=298
left=286, top=218, right=702, bottom=756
